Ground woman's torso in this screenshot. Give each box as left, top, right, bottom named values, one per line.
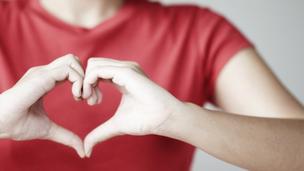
left=0, top=0, right=251, bottom=170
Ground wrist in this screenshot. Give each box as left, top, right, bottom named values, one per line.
left=0, top=120, right=9, bottom=139
left=0, top=94, right=10, bottom=139
left=153, top=101, right=200, bottom=138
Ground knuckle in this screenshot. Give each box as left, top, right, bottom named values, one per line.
left=123, top=67, right=135, bottom=76
left=91, top=65, right=103, bottom=74
left=129, top=61, right=140, bottom=67
left=65, top=53, right=75, bottom=59
left=87, top=58, right=99, bottom=64
left=87, top=59, right=93, bottom=66
left=63, top=54, right=77, bottom=62
left=27, top=66, right=38, bottom=72
left=85, top=66, right=98, bottom=77
left=52, top=64, right=69, bottom=74
left=27, top=66, right=45, bottom=74
left=125, top=61, right=141, bottom=72
left=63, top=63, right=71, bottom=69
left=88, top=58, right=96, bottom=62
left=85, top=136, right=93, bottom=144
left=67, top=135, right=77, bottom=146
left=91, top=65, right=101, bottom=71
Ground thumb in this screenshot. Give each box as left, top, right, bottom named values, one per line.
left=84, top=119, right=121, bottom=157
left=44, top=123, right=85, bottom=158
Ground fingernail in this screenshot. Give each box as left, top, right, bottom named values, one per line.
left=75, top=148, right=85, bottom=159
left=98, top=98, right=102, bottom=104
left=74, top=96, right=81, bottom=101
left=87, top=100, right=94, bottom=106
left=82, top=92, right=89, bottom=99
left=80, top=153, right=85, bottom=159
left=86, top=150, right=92, bottom=158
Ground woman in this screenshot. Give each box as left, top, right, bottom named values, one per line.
left=0, top=0, right=303, bottom=170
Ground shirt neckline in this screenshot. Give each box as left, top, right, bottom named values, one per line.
left=30, top=0, right=137, bottom=35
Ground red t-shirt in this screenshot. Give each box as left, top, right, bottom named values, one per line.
left=0, top=0, right=253, bottom=170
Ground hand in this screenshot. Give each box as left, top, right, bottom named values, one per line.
left=82, top=58, right=184, bottom=157
left=0, top=54, right=85, bottom=158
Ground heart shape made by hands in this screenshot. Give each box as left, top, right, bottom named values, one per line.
left=0, top=54, right=181, bottom=158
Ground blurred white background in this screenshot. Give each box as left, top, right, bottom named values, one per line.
left=158, top=0, right=304, bottom=170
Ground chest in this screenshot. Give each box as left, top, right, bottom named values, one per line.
left=2, top=26, right=205, bottom=100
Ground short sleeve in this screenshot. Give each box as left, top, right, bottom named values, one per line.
left=0, top=2, right=5, bottom=48
left=0, top=2, right=4, bottom=26
left=197, top=8, right=254, bottom=104
left=0, top=1, right=10, bottom=31
left=0, top=0, right=27, bottom=25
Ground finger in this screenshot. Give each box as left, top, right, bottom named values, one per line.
left=95, top=86, right=102, bottom=104
left=8, top=65, right=83, bottom=108
left=87, top=58, right=131, bottom=68
left=12, top=54, right=84, bottom=99
left=69, top=56, right=85, bottom=77
left=48, top=65, right=83, bottom=98
left=83, top=58, right=124, bottom=99
left=45, top=123, right=85, bottom=158
left=49, top=54, right=84, bottom=77
left=48, top=54, right=85, bottom=91
left=83, top=58, right=148, bottom=99
left=83, top=66, right=100, bottom=99
left=84, top=119, right=120, bottom=157
left=86, top=58, right=142, bottom=76
left=82, top=81, right=93, bottom=99
left=87, top=58, right=139, bottom=67
left=87, top=86, right=98, bottom=106
left=83, top=66, right=128, bottom=99
left=84, top=82, right=102, bottom=105
left=69, top=67, right=83, bottom=98
left=50, top=54, right=84, bottom=98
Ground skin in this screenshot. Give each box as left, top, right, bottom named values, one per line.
left=81, top=51, right=304, bottom=171
left=39, top=0, right=124, bottom=29
left=0, top=54, right=86, bottom=158
left=1, top=0, right=304, bottom=170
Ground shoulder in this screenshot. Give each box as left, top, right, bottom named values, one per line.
left=134, top=1, right=226, bottom=29
left=0, top=0, right=30, bottom=19
left=0, top=0, right=29, bottom=10
left=0, top=0, right=30, bottom=28
left=0, top=0, right=30, bottom=43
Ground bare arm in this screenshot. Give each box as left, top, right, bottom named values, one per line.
left=156, top=103, right=304, bottom=171
left=215, top=48, right=304, bottom=119
left=82, top=52, right=304, bottom=170
left=0, top=54, right=85, bottom=157
left=155, top=49, right=304, bottom=170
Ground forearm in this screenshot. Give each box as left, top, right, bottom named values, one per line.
left=0, top=109, right=9, bottom=139
left=0, top=128, right=8, bottom=139
left=0, top=119, right=8, bottom=139
left=155, top=102, right=304, bottom=171
left=0, top=93, right=8, bottom=139
left=0, top=98, right=4, bottom=139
